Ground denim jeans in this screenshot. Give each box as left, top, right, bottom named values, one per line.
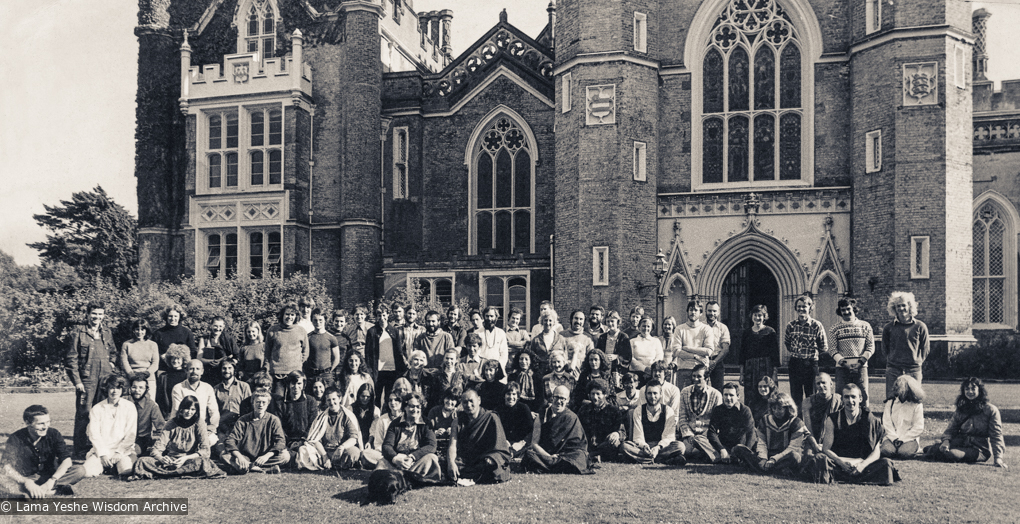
left=788, top=357, right=818, bottom=413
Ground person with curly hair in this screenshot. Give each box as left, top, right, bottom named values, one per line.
left=336, top=350, right=374, bottom=409
left=882, top=292, right=929, bottom=398
left=573, top=348, right=614, bottom=409
left=924, top=377, right=1007, bottom=468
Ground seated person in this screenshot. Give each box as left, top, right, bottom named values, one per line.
left=459, top=334, right=485, bottom=383
left=447, top=389, right=512, bottom=484
left=497, top=382, right=538, bottom=459
left=269, top=370, right=320, bottom=452
left=223, top=390, right=290, bottom=474
left=84, top=374, right=138, bottom=478
left=0, top=405, right=85, bottom=498
left=640, top=360, right=681, bottom=415
left=615, top=372, right=642, bottom=410
left=363, top=391, right=403, bottom=468
left=573, top=349, right=613, bottom=409
left=522, top=386, right=594, bottom=474
left=924, top=377, right=1007, bottom=468
left=381, top=393, right=441, bottom=480
left=507, top=349, right=542, bottom=412
left=214, top=359, right=251, bottom=446
left=351, top=382, right=380, bottom=450
left=308, top=376, right=327, bottom=404
left=296, top=388, right=362, bottom=471
left=129, top=371, right=165, bottom=457
left=427, top=349, right=467, bottom=413
left=747, top=376, right=777, bottom=425
left=476, top=359, right=507, bottom=411
left=576, top=378, right=625, bottom=463
left=542, top=350, right=576, bottom=409
left=336, top=350, right=374, bottom=409
left=402, top=350, right=430, bottom=401
left=156, top=344, right=190, bottom=417
left=620, top=380, right=684, bottom=465
left=238, top=372, right=274, bottom=416
left=171, top=360, right=220, bottom=446
left=802, top=372, right=842, bottom=456
left=674, top=364, right=722, bottom=464
left=131, top=395, right=225, bottom=479
left=881, top=375, right=925, bottom=459
left=808, top=384, right=901, bottom=485
left=707, top=382, right=755, bottom=464
left=733, top=392, right=806, bottom=476
left=427, top=387, right=460, bottom=465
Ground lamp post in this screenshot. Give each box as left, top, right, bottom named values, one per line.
left=653, top=250, right=667, bottom=328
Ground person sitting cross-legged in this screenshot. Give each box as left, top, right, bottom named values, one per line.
left=576, top=378, right=625, bottom=463
left=223, top=390, right=291, bottom=474
left=128, top=372, right=165, bottom=457
left=707, top=382, right=756, bottom=464
left=807, top=384, right=901, bottom=485
left=522, top=386, right=594, bottom=475
left=620, top=380, right=685, bottom=465
left=380, top=392, right=442, bottom=480
left=673, top=364, right=723, bottom=464
left=497, top=382, right=538, bottom=460
left=733, top=392, right=807, bottom=477
left=447, top=389, right=512, bottom=485
left=296, top=387, right=362, bottom=471
left=923, top=377, right=1007, bottom=468
left=880, top=375, right=925, bottom=459
left=131, top=395, right=226, bottom=480
left=83, top=374, right=138, bottom=478
left=0, top=405, right=85, bottom=498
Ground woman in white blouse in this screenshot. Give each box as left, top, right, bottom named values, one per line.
left=880, top=374, right=925, bottom=458
left=629, top=316, right=663, bottom=384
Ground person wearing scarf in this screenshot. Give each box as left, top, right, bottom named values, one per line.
left=296, top=388, right=362, bottom=471
left=507, top=349, right=542, bottom=412
left=734, top=392, right=806, bottom=476
left=131, top=395, right=225, bottom=479
left=381, top=393, right=441, bottom=480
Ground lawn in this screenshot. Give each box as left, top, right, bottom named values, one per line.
left=2, top=379, right=1019, bottom=523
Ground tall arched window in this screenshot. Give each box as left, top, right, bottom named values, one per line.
left=243, top=0, right=276, bottom=59
left=696, top=0, right=811, bottom=188
left=470, top=115, right=535, bottom=255
left=973, top=201, right=1010, bottom=326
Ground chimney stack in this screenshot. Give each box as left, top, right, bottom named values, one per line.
left=972, top=8, right=991, bottom=81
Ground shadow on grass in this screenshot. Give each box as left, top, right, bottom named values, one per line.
left=334, top=485, right=369, bottom=505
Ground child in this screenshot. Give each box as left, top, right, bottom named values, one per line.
left=460, top=333, right=485, bottom=383
left=0, top=405, right=85, bottom=497
left=236, top=321, right=265, bottom=384
left=508, top=349, right=542, bottom=412
left=542, top=350, right=576, bottom=409
left=476, top=359, right=508, bottom=411
left=748, top=376, right=777, bottom=424
left=120, top=319, right=159, bottom=400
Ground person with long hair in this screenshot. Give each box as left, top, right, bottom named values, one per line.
left=507, top=348, right=542, bottom=412
left=151, top=305, right=196, bottom=366
left=381, top=392, right=441, bottom=480
left=880, top=375, right=925, bottom=459
left=83, top=374, right=137, bottom=478
left=120, top=319, right=159, bottom=400
left=628, top=316, right=664, bottom=385
left=296, top=388, right=362, bottom=471
left=747, top=376, right=777, bottom=425
left=351, top=382, right=380, bottom=450
left=427, top=349, right=467, bottom=412
left=740, top=305, right=780, bottom=409
left=336, top=350, right=374, bottom=409
left=266, top=305, right=310, bottom=398
left=733, top=392, right=807, bottom=477
left=363, top=387, right=406, bottom=468
left=156, top=344, right=193, bottom=418
left=236, top=321, right=265, bottom=384
left=574, top=348, right=614, bottom=408
left=924, top=377, right=1007, bottom=468
left=197, top=316, right=237, bottom=383
left=131, top=395, right=225, bottom=480
left=476, top=359, right=508, bottom=411
left=402, top=350, right=430, bottom=401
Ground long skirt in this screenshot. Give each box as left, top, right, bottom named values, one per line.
left=378, top=453, right=442, bottom=481
left=133, top=456, right=225, bottom=479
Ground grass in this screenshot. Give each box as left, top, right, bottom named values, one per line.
left=2, top=380, right=1019, bottom=523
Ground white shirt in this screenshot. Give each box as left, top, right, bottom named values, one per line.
left=172, top=380, right=220, bottom=430
left=479, top=327, right=509, bottom=381
left=88, top=399, right=137, bottom=457
left=673, top=322, right=715, bottom=369
left=882, top=399, right=924, bottom=443
left=378, top=330, right=395, bottom=371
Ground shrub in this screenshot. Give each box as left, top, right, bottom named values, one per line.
left=951, top=332, right=1020, bottom=379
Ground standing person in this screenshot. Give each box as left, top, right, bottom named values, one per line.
left=197, top=316, right=236, bottom=384
left=585, top=305, right=607, bottom=345
left=447, top=389, right=512, bottom=485
left=657, top=316, right=679, bottom=379
left=466, top=310, right=485, bottom=340
left=336, top=350, right=374, bottom=409
left=504, top=307, right=531, bottom=359
left=924, top=377, right=1007, bottom=468
left=365, top=304, right=405, bottom=402
left=296, top=296, right=316, bottom=334
left=171, top=360, right=220, bottom=446
left=305, top=308, right=340, bottom=389
left=704, top=301, right=731, bottom=392
left=65, top=302, right=117, bottom=459
left=399, top=305, right=424, bottom=365
left=707, top=382, right=756, bottom=464
left=236, top=321, right=265, bottom=384
left=628, top=316, right=664, bottom=384
left=265, top=304, right=310, bottom=398
left=784, top=295, right=827, bottom=412
left=673, top=301, right=715, bottom=391
left=530, top=301, right=563, bottom=338
left=522, top=386, right=594, bottom=475
left=344, top=306, right=372, bottom=357
left=881, top=375, right=925, bottom=459
left=415, top=310, right=456, bottom=368
left=83, top=375, right=138, bottom=478
left=528, top=309, right=564, bottom=374
left=479, top=306, right=509, bottom=380
left=624, top=307, right=645, bottom=340
left=120, top=319, right=159, bottom=400
left=827, top=298, right=875, bottom=408
left=555, top=310, right=594, bottom=376
left=330, top=310, right=352, bottom=361
left=740, top=305, right=780, bottom=409
left=808, top=384, right=901, bottom=485
left=128, top=372, right=165, bottom=457
left=152, top=305, right=197, bottom=362
left=882, top=292, right=930, bottom=398
left=214, top=360, right=251, bottom=445
left=597, top=311, right=631, bottom=390
left=0, top=405, right=85, bottom=498
left=444, top=305, right=469, bottom=350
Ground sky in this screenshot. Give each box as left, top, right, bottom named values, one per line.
left=1, top=0, right=1018, bottom=266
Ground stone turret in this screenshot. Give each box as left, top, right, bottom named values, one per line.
left=972, top=8, right=991, bottom=81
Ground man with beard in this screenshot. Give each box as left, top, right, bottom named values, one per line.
left=576, top=378, right=625, bottom=463
left=674, top=364, right=722, bottom=464
left=809, top=384, right=901, bottom=485
left=214, top=360, right=251, bottom=446
left=523, top=386, right=593, bottom=474
left=555, top=310, right=595, bottom=376
left=447, top=389, right=511, bottom=484
left=129, top=372, right=164, bottom=456
left=703, top=301, right=731, bottom=392
left=585, top=306, right=607, bottom=344
left=620, top=380, right=684, bottom=464
left=171, top=360, right=220, bottom=445
left=65, top=302, right=117, bottom=458
left=479, top=306, right=509, bottom=380
left=416, top=311, right=456, bottom=368
left=707, top=382, right=755, bottom=463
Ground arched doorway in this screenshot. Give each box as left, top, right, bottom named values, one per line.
left=720, top=259, right=780, bottom=367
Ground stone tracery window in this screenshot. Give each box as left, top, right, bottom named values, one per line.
left=471, top=116, right=534, bottom=255
left=244, top=0, right=276, bottom=59
left=973, top=202, right=1007, bottom=325
left=701, top=0, right=803, bottom=185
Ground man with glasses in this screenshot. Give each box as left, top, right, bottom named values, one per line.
left=827, top=298, right=874, bottom=408
left=522, top=386, right=593, bottom=474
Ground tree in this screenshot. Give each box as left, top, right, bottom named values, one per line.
left=28, top=186, right=137, bottom=289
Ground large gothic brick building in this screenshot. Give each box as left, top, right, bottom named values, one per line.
left=135, top=0, right=1019, bottom=363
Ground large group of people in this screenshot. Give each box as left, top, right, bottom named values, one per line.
left=0, top=291, right=1008, bottom=500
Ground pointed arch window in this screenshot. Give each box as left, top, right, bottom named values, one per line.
left=470, top=116, right=535, bottom=255
left=243, top=0, right=277, bottom=60
left=699, top=0, right=807, bottom=187
left=973, top=201, right=1016, bottom=327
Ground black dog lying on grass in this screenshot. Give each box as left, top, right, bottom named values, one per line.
left=365, top=469, right=453, bottom=505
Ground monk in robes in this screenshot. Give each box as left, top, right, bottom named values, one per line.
left=447, top=389, right=511, bottom=484
left=523, top=385, right=594, bottom=474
